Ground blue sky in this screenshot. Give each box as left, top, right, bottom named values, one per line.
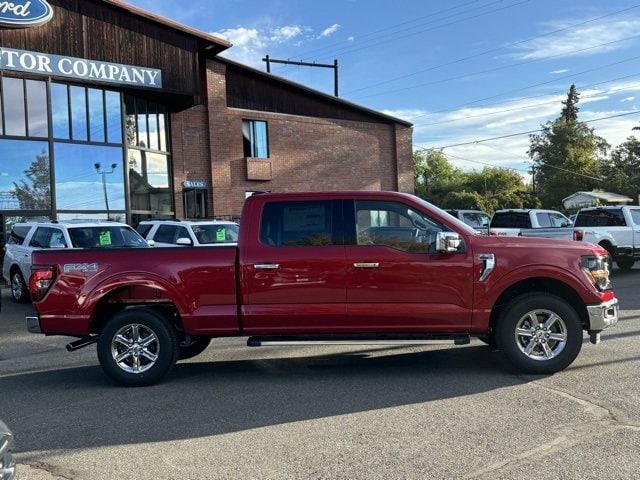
left=128, top=0, right=640, bottom=180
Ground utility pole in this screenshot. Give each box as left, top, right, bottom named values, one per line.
left=95, top=162, right=118, bottom=218
left=530, top=165, right=537, bottom=194
left=262, top=56, right=340, bottom=97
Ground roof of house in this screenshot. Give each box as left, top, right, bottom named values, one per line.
left=563, top=190, right=634, bottom=204
left=102, top=0, right=231, bottom=53
left=217, top=56, right=413, bottom=127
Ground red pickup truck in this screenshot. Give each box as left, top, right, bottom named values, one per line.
left=26, top=191, right=619, bottom=386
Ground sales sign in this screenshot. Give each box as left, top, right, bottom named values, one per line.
left=0, top=47, right=163, bottom=89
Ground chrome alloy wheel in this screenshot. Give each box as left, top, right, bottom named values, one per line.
left=11, top=273, right=24, bottom=301
left=514, top=310, right=568, bottom=361
left=111, top=324, right=160, bottom=374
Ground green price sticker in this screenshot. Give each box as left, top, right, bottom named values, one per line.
left=99, top=231, right=112, bottom=246
left=216, top=228, right=226, bottom=242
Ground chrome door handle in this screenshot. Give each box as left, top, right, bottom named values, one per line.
left=354, top=262, right=380, bottom=268
left=254, top=263, right=280, bottom=270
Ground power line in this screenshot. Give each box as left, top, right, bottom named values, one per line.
left=413, top=73, right=640, bottom=127
left=428, top=110, right=640, bottom=149
left=343, top=4, right=640, bottom=95
left=403, top=54, right=640, bottom=122
left=352, top=33, right=640, bottom=101
left=313, top=0, right=531, bottom=63
left=282, top=0, right=486, bottom=61
left=443, top=151, right=531, bottom=173
left=478, top=143, right=604, bottom=181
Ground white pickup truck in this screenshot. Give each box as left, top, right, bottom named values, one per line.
left=573, top=206, right=640, bottom=271
left=489, top=209, right=574, bottom=239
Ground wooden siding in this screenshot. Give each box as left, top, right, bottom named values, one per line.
left=0, top=0, right=201, bottom=97
left=225, top=63, right=395, bottom=124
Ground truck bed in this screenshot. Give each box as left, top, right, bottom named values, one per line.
left=31, top=246, right=239, bottom=337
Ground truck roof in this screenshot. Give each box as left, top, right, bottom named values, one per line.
left=247, top=191, right=420, bottom=202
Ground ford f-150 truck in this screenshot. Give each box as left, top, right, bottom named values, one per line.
left=26, top=192, right=619, bottom=386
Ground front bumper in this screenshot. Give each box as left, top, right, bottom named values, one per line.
left=26, top=313, right=41, bottom=334
left=587, top=298, right=619, bottom=332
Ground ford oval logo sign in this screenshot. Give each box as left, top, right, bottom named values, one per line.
left=0, top=0, right=53, bottom=28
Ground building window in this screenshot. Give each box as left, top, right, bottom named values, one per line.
left=0, top=139, right=50, bottom=211
left=243, top=119, right=269, bottom=158
left=128, top=150, right=173, bottom=215
left=125, top=96, right=169, bottom=153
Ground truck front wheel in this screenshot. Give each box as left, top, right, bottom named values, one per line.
left=97, top=308, right=179, bottom=387
left=496, top=294, right=583, bottom=375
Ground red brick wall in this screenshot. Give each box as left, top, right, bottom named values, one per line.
left=172, top=59, right=414, bottom=218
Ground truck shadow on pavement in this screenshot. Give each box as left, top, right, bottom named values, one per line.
left=0, top=344, right=537, bottom=455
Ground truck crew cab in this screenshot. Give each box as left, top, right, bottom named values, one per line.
left=26, top=192, right=618, bottom=386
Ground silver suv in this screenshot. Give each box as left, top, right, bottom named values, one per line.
left=137, top=220, right=240, bottom=247
left=3, top=221, right=149, bottom=303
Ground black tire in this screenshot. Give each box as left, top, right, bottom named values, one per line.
left=496, top=293, right=583, bottom=375
left=616, top=257, right=636, bottom=271
left=178, top=337, right=212, bottom=360
left=10, top=270, right=30, bottom=304
left=97, top=308, right=179, bottom=387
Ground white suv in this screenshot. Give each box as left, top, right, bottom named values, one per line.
left=137, top=220, right=240, bottom=247
left=573, top=206, right=640, bottom=271
left=2, top=221, right=149, bottom=303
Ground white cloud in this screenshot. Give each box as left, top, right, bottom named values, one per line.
left=512, top=19, right=640, bottom=60
left=347, top=36, right=355, bottom=42
left=385, top=79, right=640, bottom=179
left=621, top=96, right=635, bottom=103
left=550, top=69, right=569, bottom=74
left=213, top=24, right=304, bottom=66
left=319, top=23, right=340, bottom=38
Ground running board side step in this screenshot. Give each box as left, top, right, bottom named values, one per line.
left=247, top=334, right=471, bottom=347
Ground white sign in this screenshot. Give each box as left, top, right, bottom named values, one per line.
left=183, top=180, right=207, bottom=189
left=0, top=47, right=163, bottom=89
left=0, top=0, right=53, bottom=28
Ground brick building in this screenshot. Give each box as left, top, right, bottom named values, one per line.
left=0, top=0, right=413, bottom=239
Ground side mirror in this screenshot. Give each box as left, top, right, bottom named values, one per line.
left=176, top=237, right=193, bottom=246
left=147, top=240, right=155, bottom=247
left=435, top=231, right=462, bottom=253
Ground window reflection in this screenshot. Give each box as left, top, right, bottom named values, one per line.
left=124, top=95, right=137, bottom=147
left=88, top=88, right=105, bottom=143
left=0, top=139, right=50, bottom=210
left=54, top=143, right=125, bottom=211
left=136, top=98, right=148, bottom=148
left=26, top=80, right=48, bottom=137
left=105, top=91, right=122, bottom=144
left=70, top=86, right=87, bottom=141
left=147, top=102, right=159, bottom=150
left=128, top=150, right=172, bottom=213
left=51, top=83, right=70, bottom=139
left=3, top=78, right=26, bottom=137
left=158, top=105, right=167, bottom=152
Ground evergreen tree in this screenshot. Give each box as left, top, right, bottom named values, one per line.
left=11, top=150, right=51, bottom=210
left=528, top=85, right=608, bottom=209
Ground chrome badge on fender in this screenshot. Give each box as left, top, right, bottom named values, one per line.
left=63, top=263, right=99, bottom=273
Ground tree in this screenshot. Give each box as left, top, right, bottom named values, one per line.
left=11, top=150, right=50, bottom=210
left=601, top=136, right=640, bottom=202
left=529, top=85, right=608, bottom=209
left=413, top=149, right=465, bottom=205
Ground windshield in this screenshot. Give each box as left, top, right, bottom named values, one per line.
left=68, top=226, right=148, bottom=249
left=413, top=197, right=479, bottom=235
left=192, top=223, right=240, bottom=244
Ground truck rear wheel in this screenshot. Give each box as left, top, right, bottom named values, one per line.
left=10, top=270, right=29, bottom=304
left=496, top=294, right=582, bottom=375
left=97, top=308, right=179, bottom=387
left=616, top=257, right=636, bottom=271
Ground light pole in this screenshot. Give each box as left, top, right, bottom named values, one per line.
left=95, top=162, right=118, bottom=218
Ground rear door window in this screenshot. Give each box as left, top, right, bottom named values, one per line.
left=491, top=212, right=531, bottom=229
left=154, top=225, right=178, bottom=244
left=260, top=201, right=338, bottom=246
left=575, top=209, right=627, bottom=227
left=29, top=227, right=67, bottom=248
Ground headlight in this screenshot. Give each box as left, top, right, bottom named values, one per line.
left=0, top=427, right=16, bottom=480
left=581, top=255, right=611, bottom=291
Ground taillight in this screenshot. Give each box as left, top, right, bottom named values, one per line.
left=574, top=230, right=584, bottom=241
left=29, top=267, right=56, bottom=301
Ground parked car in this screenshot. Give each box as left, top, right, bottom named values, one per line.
left=489, top=209, right=573, bottom=239
left=573, top=206, right=640, bottom=271
left=3, top=221, right=149, bottom=303
left=445, top=209, right=491, bottom=234
left=137, top=220, right=240, bottom=247
left=26, top=191, right=618, bottom=386
left=0, top=421, right=15, bottom=480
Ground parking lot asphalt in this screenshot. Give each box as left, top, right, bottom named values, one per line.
left=1, top=267, right=639, bottom=480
